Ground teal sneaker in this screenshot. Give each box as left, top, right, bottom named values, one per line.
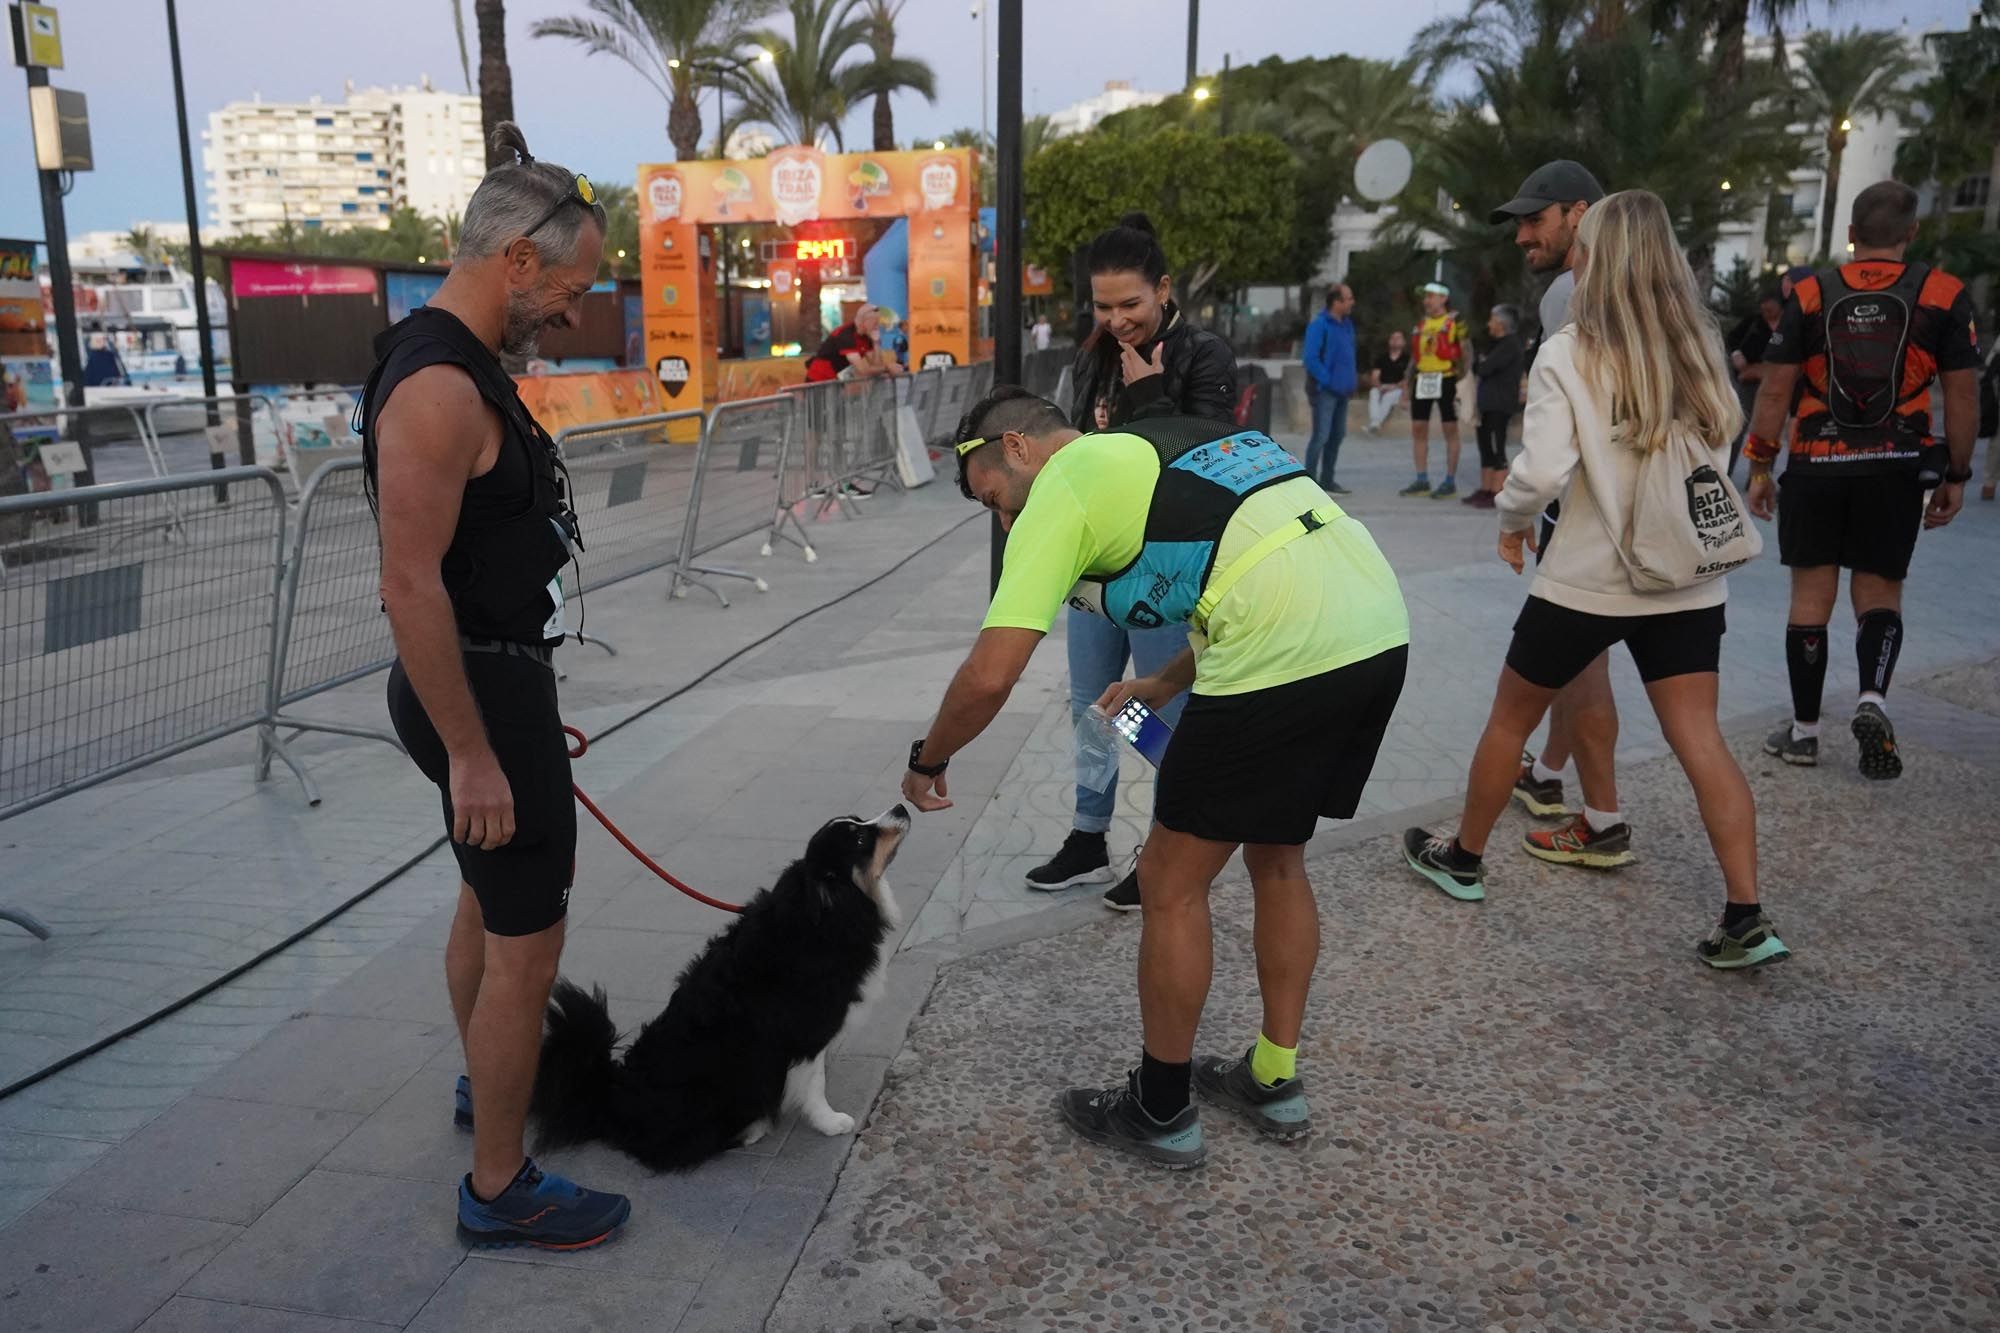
left=456, top=1159, right=630, bottom=1251
left=1402, top=828, right=1486, bottom=902
left=1193, top=1049, right=1312, bottom=1141
left=1696, top=914, right=1791, bottom=971
left=1058, top=1072, right=1206, bottom=1170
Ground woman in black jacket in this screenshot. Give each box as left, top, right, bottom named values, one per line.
left=1023, top=214, right=1238, bottom=913
left=1467, top=305, right=1525, bottom=510
left=1065, top=213, right=1238, bottom=431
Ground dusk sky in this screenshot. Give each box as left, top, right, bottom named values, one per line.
left=0, top=0, right=1972, bottom=242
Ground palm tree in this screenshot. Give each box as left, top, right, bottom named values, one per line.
left=594, top=182, right=640, bottom=277
left=449, top=0, right=473, bottom=90
left=476, top=1, right=516, bottom=168
left=1296, top=57, right=1435, bottom=200
left=852, top=0, right=935, bottom=152
left=726, top=0, right=869, bottom=149
left=1793, top=28, right=1921, bottom=259
left=124, top=227, right=161, bottom=266
left=532, top=1, right=774, bottom=162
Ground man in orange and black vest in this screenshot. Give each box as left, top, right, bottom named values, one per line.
left=1744, top=180, right=1982, bottom=780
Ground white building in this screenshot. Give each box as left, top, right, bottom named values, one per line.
left=1045, top=80, right=1170, bottom=139
left=203, top=77, right=483, bottom=237
left=68, top=223, right=190, bottom=269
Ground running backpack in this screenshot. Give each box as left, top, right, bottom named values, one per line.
left=1819, top=263, right=1929, bottom=436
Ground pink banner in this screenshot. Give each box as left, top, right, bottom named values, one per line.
left=229, top=258, right=379, bottom=299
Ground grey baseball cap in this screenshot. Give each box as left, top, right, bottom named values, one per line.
left=1490, top=160, right=1606, bottom=224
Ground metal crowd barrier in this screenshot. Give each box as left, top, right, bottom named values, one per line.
left=0, top=466, right=303, bottom=837
left=687, top=393, right=813, bottom=584
left=1, top=404, right=167, bottom=537
left=903, top=367, right=943, bottom=446
left=141, top=394, right=293, bottom=485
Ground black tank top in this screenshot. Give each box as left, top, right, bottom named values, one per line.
left=360, top=307, right=576, bottom=645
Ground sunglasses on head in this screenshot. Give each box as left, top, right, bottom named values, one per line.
left=522, top=172, right=599, bottom=241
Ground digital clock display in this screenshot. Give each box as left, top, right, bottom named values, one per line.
left=792, top=238, right=850, bottom=261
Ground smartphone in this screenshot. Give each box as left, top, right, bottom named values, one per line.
left=1110, top=698, right=1174, bottom=768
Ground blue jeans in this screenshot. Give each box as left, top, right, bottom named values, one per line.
left=1067, top=606, right=1190, bottom=833
left=1303, top=387, right=1348, bottom=487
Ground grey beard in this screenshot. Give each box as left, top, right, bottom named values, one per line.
left=500, top=292, right=545, bottom=358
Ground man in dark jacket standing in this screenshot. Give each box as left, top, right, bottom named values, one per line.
left=1466, top=305, right=1524, bottom=509
left=1302, top=283, right=1358, bottom=494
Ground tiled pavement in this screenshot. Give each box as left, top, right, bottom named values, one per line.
left=3, top=425, right=1999, bottom=1330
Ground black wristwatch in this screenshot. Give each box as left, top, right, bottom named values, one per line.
left=1943, top=464, right=1975, bottom=485
left=908, top=740, right=948, bottom=777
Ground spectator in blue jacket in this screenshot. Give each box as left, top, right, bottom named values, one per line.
left=1302, top=283, right=1358, bottom=493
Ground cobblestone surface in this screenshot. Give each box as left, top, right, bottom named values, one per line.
left=774, top=725, right=2000, bottom=1332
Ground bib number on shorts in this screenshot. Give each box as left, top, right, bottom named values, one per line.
left=1415, top=372, right=1444, bottom=401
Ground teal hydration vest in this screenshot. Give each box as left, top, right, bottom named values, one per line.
left=1064, top=417, right=1327, bottom=633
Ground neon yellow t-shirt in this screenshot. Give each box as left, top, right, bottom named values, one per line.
left=1413, top=314, right=1466, bottom=375
left=980, top=432, right=1409, bottom=696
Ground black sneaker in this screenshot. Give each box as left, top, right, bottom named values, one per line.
left=1762, top=724, right=1819, bottom=766
left=1401, top=827, right=1486, bottom=902
left=1325, top=481, right=1351, bottom=496
left=1102, top=846, right=1142, bottom=912
left=1058, top=1071, right=1206, bottom=1170
left=1851, top=702, right=1902, bottom=781
left=1024, top=830, right=1113, bottom=891
left=1193, top=1048, right=1312, bottom=1141
left=1511, top=750, right=1567, bottom=817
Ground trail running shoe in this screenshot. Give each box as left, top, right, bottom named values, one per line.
left=1851, top=702, right=1902, bottom=781
left=1522, top=815, right=1635, bottom=868
left=1102, top=851, right=1142, bottom=913
left=1511, top=751, right=1567, bottom=817
left=456, top=1159, right=630, bottom=1251
left=1402, top=828, right=1486, bottom=902
left=1763, top=723, right=1819, bottom=766
left=453, top=1074, right=473, bottom=1132
left=1430, top=477, right=1459, bottom=499
left=1399, top=476, right=1433, bottom=497
left=1193, top=1049, right=1312, bottom=1141
left=1024, top=830, right=1114, bottom=891
left=1696, top=913, right=1791, bottom=971
left=1058, top=1072, right=1206, bottom=1170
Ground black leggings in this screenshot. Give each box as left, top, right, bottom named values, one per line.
left=1476, top=410, right=1513, bottom=471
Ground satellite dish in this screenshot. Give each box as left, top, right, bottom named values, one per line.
left=1354, top=139, right=1413, bottom=204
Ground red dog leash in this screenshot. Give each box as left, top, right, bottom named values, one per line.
left=563, top=725, right=744, bottom=914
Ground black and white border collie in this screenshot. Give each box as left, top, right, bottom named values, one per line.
left=529, top=805, right=910, bottom=1171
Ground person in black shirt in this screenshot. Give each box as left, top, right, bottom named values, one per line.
left=1724, top=290, right=1784, bottom=477
left=805, top=304, right=899, bottom=382
left=1366, top=330, right=1409, bottom=433
left=368, top=122, right=630, bottom=1250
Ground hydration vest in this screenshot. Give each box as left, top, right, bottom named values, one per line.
left=1062, top=417, right=1330, bottom=634
left=359, top=307, right=580, bottom=646
left=1817, top=261, right=1930, bottom=448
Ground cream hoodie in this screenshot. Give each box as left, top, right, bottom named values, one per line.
left=1494, top=328, right=1731, bottom=617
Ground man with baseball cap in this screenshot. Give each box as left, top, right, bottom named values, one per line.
left=1480, top=160, right=1634, bottom=873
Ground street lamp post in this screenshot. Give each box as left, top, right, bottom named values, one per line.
left=165, top=0, right=218, bottom=402
left=990, top=0, right=1022, bottom=593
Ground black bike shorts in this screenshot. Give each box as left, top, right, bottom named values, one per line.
left=387, top=644, right=575, bottom=936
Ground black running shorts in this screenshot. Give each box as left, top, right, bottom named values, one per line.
left=1408, top=376, right=1459, bottom=423
left=1777, top=470, right=1927, bottom=581
left=1505, top=596, right=1725, bottom=690
left=1153, top=646, right=1408, bottom=846
left=387, top=645, right=575, bottom=936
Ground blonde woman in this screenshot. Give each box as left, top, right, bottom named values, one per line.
left=1402, top=190, right=1786, bottom=971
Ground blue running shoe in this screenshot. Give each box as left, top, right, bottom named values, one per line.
left=1058, top=1071, right=1206, bottom=1170
left=453, top=1075, right=473, bottom=1133
left=456, top=1159, right=630, bottom=1251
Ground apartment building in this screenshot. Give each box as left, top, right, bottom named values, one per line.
left=203, top=78, right=483, bottom=236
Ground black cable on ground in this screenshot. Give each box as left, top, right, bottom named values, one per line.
left=0, top=511, right=983, bottom=1104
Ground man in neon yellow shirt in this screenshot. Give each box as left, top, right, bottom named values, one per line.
left=899, top=386, right=1408, bottom=1169
left=1402, top=281, right=1470, bottom=499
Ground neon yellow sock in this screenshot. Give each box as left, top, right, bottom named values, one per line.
left=1250, top=1033, right=1296, bottom=1087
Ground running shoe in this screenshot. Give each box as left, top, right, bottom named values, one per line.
left=1763, top=724, right=1819, bottom=766
left=456, top=1159, right=631, bottom=1251
left=1102, top=848, right=1142, bottom=913
left=1057, top=1072, right=1206, bottom=1170
left=453, top=1074, right=473, bottom=1132
left=1401, top=828, right=1486, bottom=902
left=1522, top=815, right=1635, bottom=868
left=1511, top=751, right=1567, bottom=817
left=1325, top=481, right=1352, bottom=496
left=1696, top=913, right=1791, bottom=971
left=1399, top=476, right=1433, bottom=497
left=1851, top=702, right=1902, bottom=781
left=1024, top=830, right=1114, bottom=891
left=1467, top=490, right=1497, bottom=509
left=1430, top=477, right=1459, bottom=499
left=1193, top=1049, right=1312, bottom=1141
